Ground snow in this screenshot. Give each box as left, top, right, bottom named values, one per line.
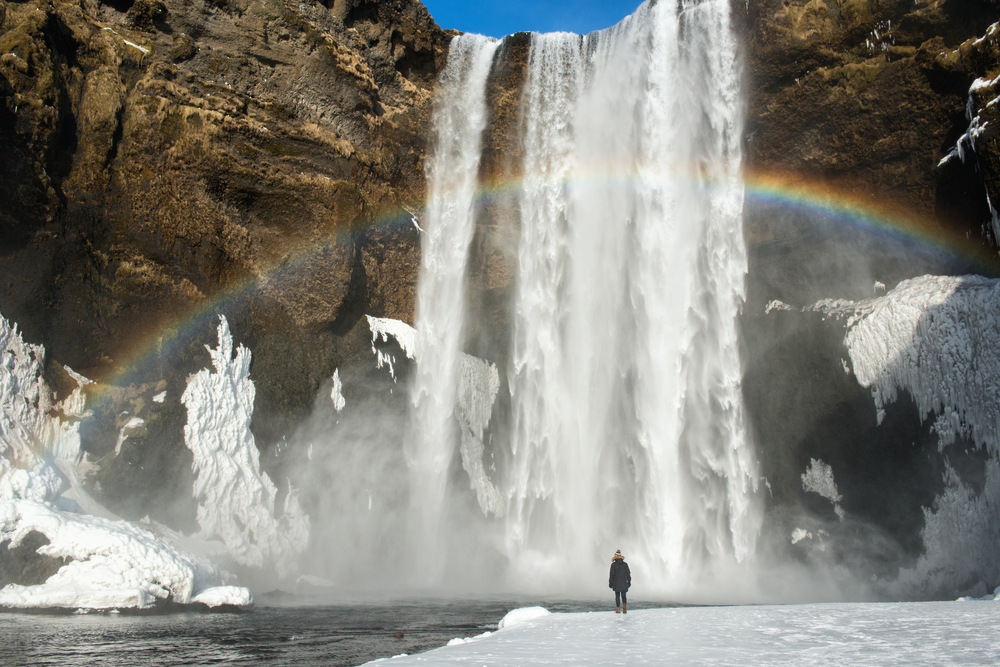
left=181, top=315, right=310, bottom=576
left=190, top=585, right=254, bottom=608
left=152, top=391, right=167, bottom=403
left=0, top=499, right=230, bottom=609
left=365, top=603, right=1000, bottom=666
left=498, top=606, right=551, bottom=628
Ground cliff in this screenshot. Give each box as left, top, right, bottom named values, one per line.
left=3, top=0, right=1000, bottom=594
left=0, top=0, right=450, bottom=527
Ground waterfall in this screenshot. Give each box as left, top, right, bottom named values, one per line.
left=415, top=0, right=759, bottom=595
left=410, top=34, right=500, bottom=583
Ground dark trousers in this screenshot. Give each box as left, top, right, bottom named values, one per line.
left=615, top=590, right=627, bottom=607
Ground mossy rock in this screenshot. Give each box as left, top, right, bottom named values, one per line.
left=126, top=0, right=167, bottom=32
left=170, top=33, right=196, bottom=63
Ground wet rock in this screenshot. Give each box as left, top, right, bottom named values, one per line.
left=0, top=531, right=68, bottom=588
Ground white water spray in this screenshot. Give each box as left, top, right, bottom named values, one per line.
left=502, top=0, right=758, bottom=592
left=411, top=0, right=759, bottom=595
left=411, top=34, right=500, bottom=582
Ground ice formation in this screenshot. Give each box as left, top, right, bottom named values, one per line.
left=455, top=353, right=503, bottom=516
left=791, top=528, right=812, bottom=544
left=801, top=458, right=845, bottom=521
left=367, top=314, right=420, bottom=380
left=938, top=24, right=1000, bottom=242
left=330, top=368, right=346, bottom=413
left=0, top=499, right=223, bottom=609
left=0, top=311, right=250, bottom=610
left=113, top=416, right=145, bottom=456
left=0, top=316, right=81, bottom=504
left=815, top=274, right=1000, bottom=595
left=364, top=316, right=503, bottom=516
left=843, top=275, right=1000, bottom=452
left=181, top=315, right=310, bottom=577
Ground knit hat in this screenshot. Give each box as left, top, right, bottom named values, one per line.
left=613, top=549, right=623, bottom=560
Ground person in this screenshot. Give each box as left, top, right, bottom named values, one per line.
left=609, top=549, right=631, bottom=613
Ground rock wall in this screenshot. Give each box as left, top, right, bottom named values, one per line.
left=0, top=0, right=449, bottom=524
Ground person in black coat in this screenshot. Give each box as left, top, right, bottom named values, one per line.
left=609, top=549, right=631, bottom=613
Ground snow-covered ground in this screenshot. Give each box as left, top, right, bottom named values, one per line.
left=368, top=602, right=1000, bottom=666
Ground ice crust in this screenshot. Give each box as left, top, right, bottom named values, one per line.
left=181, top=316, right=310, bottom=576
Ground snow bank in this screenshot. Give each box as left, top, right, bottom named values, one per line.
left=181, top=316, right=310, bottom=577
left=190, top=585, right=254, bottom=608
left=498, top=606, right=551, bottom=629
left=365, top=602, right=1000, bottom=666
left=0, top=499, right=225, bottom=609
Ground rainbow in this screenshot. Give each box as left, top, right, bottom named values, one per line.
left=84, top=167, right=999, bottom=403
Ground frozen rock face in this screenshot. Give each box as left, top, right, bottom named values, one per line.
left=0, top=310, right=250, bottom=610
left=0, top=314, right=86, bottom=505
left=840, top=275, right=1000, bottom=597
left=181, top=316, right=310, bottom=577
left=747, top=275, right=1000, bottom=598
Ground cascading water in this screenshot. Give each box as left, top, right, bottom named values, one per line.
left=413, top=0, right=760, bottom=595
left=410, top=34, right=500, bottom=583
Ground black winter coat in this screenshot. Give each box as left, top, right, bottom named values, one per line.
left=609, top=559, right=631, bottom=592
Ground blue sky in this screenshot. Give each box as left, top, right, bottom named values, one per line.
left=422, top=0, right=644, bottom=38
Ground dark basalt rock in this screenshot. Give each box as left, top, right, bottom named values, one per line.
left=0, top=531, right=68, bottom=588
